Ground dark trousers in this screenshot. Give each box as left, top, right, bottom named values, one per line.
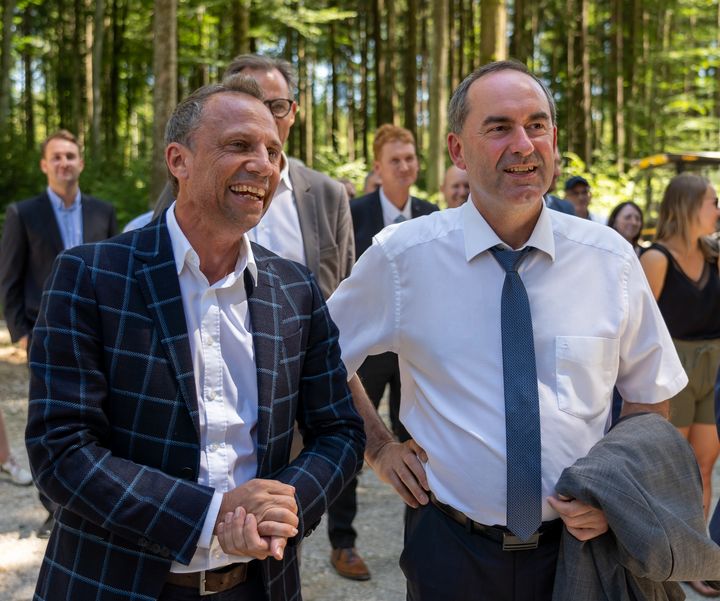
left=358, top=352, right=409, bottom=442
left=401, top=504, right=560, bottom=601
left=326, top=352, right=408, bottom=549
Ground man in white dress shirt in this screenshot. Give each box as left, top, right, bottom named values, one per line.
left=327, top=61, right=686, bottom=600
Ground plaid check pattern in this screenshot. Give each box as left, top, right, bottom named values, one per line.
left=26, top=216, right=365, bottom=601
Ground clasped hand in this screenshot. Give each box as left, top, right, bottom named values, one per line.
left=215, top=479, right=299, bottom=561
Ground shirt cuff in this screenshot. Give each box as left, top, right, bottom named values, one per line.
left=197, top=491, right=224, bottom=549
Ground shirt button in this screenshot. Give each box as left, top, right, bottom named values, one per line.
left=207, top=390, right=215, bottom=401
left=209, top=443, right=219, bottom=453
left=206, top=337, right=214, bottom=347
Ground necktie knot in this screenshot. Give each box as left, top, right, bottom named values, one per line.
left=393, top=214, right=407, bottom=224
left=490, top=246, right=533, bottom=273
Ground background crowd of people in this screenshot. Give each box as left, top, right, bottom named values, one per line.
left=2, top=54, right=720, bottom=601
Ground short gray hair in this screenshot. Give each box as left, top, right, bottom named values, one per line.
left=164, top=75, right=265, bottom=195
left=224, top=54, right=298, bottom=98
left=448, top=60, right=556, bottom=134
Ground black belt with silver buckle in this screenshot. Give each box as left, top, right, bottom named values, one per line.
left=429, top=493, right=562, bottom=551
left=166, top=561, right=256, bottom=596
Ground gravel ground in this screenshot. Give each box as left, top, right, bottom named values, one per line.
left=0, top=321, right=714, bottom=600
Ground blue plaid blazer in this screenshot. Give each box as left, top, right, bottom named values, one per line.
left=25, top=216, right=365, bottom=601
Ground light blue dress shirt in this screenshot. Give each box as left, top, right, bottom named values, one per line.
left=47, top=187, right=83, bottom=249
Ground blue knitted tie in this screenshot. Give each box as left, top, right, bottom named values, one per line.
left=490, top=246, right=542, bottom=542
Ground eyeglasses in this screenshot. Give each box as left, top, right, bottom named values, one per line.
left=264, top=98, right=295, bottom=119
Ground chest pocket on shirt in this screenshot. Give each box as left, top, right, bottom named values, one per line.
left=555, top=336, right=619, bottom=419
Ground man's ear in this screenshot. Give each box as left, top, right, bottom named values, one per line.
left=166, top=143, right=190, bottom=182
left=447, top=133, right=467, bottom=170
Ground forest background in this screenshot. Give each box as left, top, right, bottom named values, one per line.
left=0, top=0, right=719, bottom=229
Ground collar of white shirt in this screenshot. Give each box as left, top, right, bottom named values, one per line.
left=47, top=186, right=82, bottom=211
left=379, top=186, right=413, bottom=226
left=279, top=152, right=294, bottom=194
left=462, top=195, right=556, bottom=263
left=166, top=200, right=258, bottom=286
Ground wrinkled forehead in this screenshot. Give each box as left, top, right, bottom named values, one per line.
left=468, top=70, right=553, bottom=123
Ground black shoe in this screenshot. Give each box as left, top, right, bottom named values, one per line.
left=37, top=514, right=54, bottom=539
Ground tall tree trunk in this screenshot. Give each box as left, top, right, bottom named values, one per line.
left=346, top=53, right=355, bottom=162
left=90, top=0, right=104, bottom=161
left=417, top=0, right=428, bottom=154
left=360, top=3, right=369, bottom=161
left=232, top=0, right=250, bottom=56
left=565, top=0, right=577, bottom=157
left=611, top=0, right=625, bottom=171
left=580, top=0, right=591, bottom=166
left=428, top=0, right=448, bottom=195
left=71, top=0, right=84, bottom=139
left=329, top=20, right=339, bottom=153
left=480, top=0, right=506, bottom=64
left=0, top=0, right=16, bottom=140
left=385, top=0, right=396, bottom=123
left=402, top=0, right=417, bottom=141
left=22, top=5, right=34, bottom=150
left=510, top=0, right=532, bottom=62
left=151, top=0, right=177, bottom=202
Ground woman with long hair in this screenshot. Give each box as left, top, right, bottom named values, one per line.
left=640, top=174, right=720, bottom=597
left=607, top=201, right=644, bottom=254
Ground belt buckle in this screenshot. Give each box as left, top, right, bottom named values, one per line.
left=199, top=571, right=216, bottom=597
left=502, top=531, right=540, bottom=551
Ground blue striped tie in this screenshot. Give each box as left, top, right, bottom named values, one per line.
left=490, top=246, right=542, bottom=542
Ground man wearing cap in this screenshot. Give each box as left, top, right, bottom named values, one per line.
left=564, top=175, right=603, bottom=222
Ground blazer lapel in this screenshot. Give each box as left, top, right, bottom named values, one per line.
left=289, top=161, right=321, bottom=277
left=246, top=251, right=279, bottom=474
left=133, top=218, right=200, bottom=437
left=36, top=193, right=65, bottom=255
left=370, top=190, right=385, bottom=233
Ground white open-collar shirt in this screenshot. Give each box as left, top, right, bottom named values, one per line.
left=327, top=199, right=687, bottom=527
left=166, top=203, right=258, bottom=571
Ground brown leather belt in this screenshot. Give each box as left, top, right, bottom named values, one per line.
left=429, top=492, right=562, bottom=551
left=166, top=561, right=254, bottom=596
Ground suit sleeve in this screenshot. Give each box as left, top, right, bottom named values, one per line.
left=107, top=203, right=119, bottom=237
left=0, top=203, right=32, bottom=341
left=275, top=273, right=365, bottom=541
left=336, top=183, right=355, bottom=281
left=25, top=252, right=214, bottom=565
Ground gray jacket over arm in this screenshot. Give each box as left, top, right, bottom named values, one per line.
left=553, top=412, right=720, bottom=601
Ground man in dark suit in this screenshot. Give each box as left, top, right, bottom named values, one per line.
left=0, top=129, right=118, bottom=350
left=0, top=129, right=117, bottom=537
left=350, top=124, right=438, bottom=434
left=327, top=124, right=437, bottom=580
left=543, top=148, right=576, bottom=215
left=25, top=77, right=364, bottom=601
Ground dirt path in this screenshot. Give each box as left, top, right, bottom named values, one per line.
left=0, top=322, right=709, bottom=600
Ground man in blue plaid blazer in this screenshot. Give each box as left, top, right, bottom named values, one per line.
left=25, top=77, right=364, bottom=600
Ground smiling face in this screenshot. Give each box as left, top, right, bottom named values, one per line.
left=40, top=138, right=84, bottom=193
left=447, top=70, right=556, bottom=220
left=374, top=140, right=419, bottom=197
left=168, top=92, right=282, bottom=237
left=613, top=204, right=643, bottom=243
left=442, top=165, right=470, bottom=208
left=696, top=184, right=720, bottom=237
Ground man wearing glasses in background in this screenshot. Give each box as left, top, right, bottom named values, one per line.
left=222, top=55, right=354, bottom=302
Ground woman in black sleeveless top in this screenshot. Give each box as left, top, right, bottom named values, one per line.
left=640, top=175, right=720, bottom=598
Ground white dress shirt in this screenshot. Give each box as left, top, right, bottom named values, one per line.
left=247, top=154, right=306, bottom=265
left=327, top=199, right=687, bottom=527
left=166, top=203, right=258, bottom=572
left=47, top=186, right=83, bottom=249
left=379, top=186, right=413, bottom=226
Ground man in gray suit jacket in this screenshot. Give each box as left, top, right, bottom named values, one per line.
left=151, top=57, right=353, bottom=301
